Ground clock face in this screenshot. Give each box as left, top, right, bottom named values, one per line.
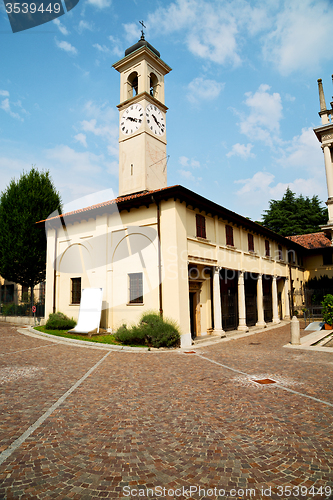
left=120, top=104, right=144, bottom=135
left=145, top=104, right=165, bottom=136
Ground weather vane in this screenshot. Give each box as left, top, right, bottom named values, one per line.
left=139, top=20, right=146, bottom=40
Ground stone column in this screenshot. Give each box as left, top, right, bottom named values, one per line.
left=272, top=275, right=280, bottom=324
left=283, top=277, right=291, bottom=320
left=256, top=274, right=266, bottom=328
left=238, top=271, right=248, bottom=331
left=323, top=145, right=333, bottom=199
left=213, top=267, right=225, bottom=337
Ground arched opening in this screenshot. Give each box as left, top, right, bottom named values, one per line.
left=127, top=71, right=138, bottom=98
left=150, top=72, right=158, bottom=97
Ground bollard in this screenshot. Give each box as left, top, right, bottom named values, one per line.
left=290, top=316, right=300, bottom=345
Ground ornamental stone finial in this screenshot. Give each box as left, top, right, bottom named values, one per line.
left=318, top=78, right=327, bottom=112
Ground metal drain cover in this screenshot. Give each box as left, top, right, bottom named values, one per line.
left=253, top=378, right=276, bottom=385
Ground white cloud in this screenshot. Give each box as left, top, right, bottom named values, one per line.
left=238, top=84, right=283, bottom=147
left=74, top=133, right=87, bottom=147
left=108, top=36, right=123, bottom=57
left=93, top=43, right=111, bottom=54
left=235, top=171, right=275, bottom=196
left=76, top=101, right=118, bottom=158
left=226, top=143, right=255, bottom=159
left=234, top=170, right=326, bottom=214
left=55, top=38, right=78, bottom=55
left=123, top=22, right=140, bottom=42
left=86, top=0, right=111, bottom=9
left=177, top=169, right=202, bottom=183
left=146, top=0, right=244, bottom=66
left=0, top=90, right=9, bottom=97
left=142, top=0, right=333, bottom=75
left=278, top=127, right=322, bottom=172
left=53, top=19, right=69, bottom=35
left=179, top=156, right=201, bottom=168
left=187, top=77, right=224, bottom=104
left=262, top=0, right=333, bottom=75
left=0, top=98, right=24, bottom=121
left=45, top=145, right=104, bottom=173
left=77, top=20, right=94, bottom=34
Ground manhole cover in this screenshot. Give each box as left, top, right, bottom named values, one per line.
left=184, top=351, right=196, bottom=354
left=253, top=378, right=276, bottom=385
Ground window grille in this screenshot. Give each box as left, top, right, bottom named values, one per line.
left=129, top=273, right=143, bottom=304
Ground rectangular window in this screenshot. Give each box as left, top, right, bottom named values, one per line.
left=288, top=249, right=295, bottom=264
left=248, top=233, right=254, bottom=252
left=265, top=239, right=270, bottom=257
left=129, top=273, right=143, bottom=304
left=196, top=214, right=206, bottom=239
left=71, top=277, right=81, bottom=304
left=278, top=245, right=283, bottom=261
left=226, top=225, right=234, bottom=246
left=323, top=252, right=333, bottom=265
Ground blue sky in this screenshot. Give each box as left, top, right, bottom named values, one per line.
left=1, top=0, right=333, bottom=221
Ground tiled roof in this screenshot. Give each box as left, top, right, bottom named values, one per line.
left=286, top=232, right=332, bottom=249
left=40, top=185, right=177, bottom=223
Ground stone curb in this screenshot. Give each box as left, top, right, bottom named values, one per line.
left=11, top=320, right=293, bottom=354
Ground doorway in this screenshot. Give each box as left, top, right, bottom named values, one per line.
left=189, top=282, right=201, bottom=339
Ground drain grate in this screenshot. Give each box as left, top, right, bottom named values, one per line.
left=253, top=378, right=276, bottom=385
left=184, top=351, right=196, bottom=354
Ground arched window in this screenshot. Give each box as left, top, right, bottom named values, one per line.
left=127, top=71, right=138, bottom=98
left=149, top=72, right=158, bottom=97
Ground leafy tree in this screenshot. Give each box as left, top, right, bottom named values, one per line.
left=0, top=167, right=61, bottom=305
left=261, top=187, right=328, bottom=236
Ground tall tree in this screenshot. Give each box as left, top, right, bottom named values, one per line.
left=0, top=167, right=61, bottom=304
left=261, top=187, right=328, bottom=236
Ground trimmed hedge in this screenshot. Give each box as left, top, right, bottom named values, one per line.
left=45, top=312, right=76, bottom=330
left=115, top=312, right=180, bottom=348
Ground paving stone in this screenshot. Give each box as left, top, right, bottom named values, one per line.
left=0, top=322, right=332, bottom=499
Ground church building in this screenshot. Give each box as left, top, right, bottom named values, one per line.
left=43, top=36, right=330, bottom=347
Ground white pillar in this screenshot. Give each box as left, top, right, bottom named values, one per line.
left=256, top=274, right=266, bottom=328
left=238, top=271, right=249, bottom=332
left=213, top=267, right=225, bottom=337
left=323, top=144, right=333, bottom=221
left=272, top=275, right=280, bottom=324
left=284, top=277, right=291, bottom=320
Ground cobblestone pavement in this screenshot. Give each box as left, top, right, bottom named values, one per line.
left=0, top=322, right=332, bottom=500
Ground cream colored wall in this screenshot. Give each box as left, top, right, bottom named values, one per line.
left=303, top=253, right=333, bottom=281
left=46, top=206, right=161, bottom=330
left=160, top=199, right=191, bottom=346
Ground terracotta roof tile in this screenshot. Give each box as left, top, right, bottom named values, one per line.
left=41, top=185, right=178, bottom=223
left=286, top=232, right=332, bottom=249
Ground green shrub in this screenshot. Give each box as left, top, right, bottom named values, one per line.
left=322, top=294, right=333, bottom=326
left=45, top=312, right=76, bottom=330
left=114, top=323, right=146, bottom=345
left=1, top=302, right=31, bottom=316
left=114, top=313, right=180, bottom=348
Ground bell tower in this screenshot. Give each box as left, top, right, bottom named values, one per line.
left=314, top=77, right=333, bottom=241
left=113, top=29, right=172, bottom=197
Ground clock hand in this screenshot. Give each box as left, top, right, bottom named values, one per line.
left=152, top=114, right=161, bottom=128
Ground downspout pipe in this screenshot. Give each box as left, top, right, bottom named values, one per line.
left=151, top=195, right=163, bottom=318
left=53, top=227, right=57, bottom=314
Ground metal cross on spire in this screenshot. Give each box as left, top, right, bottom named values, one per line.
left=139, top=20, right=146, bottom=40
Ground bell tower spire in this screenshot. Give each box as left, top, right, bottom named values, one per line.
left=113, top=29, right=172, bottom=197
left=314, top=77, right=333, bottom=240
